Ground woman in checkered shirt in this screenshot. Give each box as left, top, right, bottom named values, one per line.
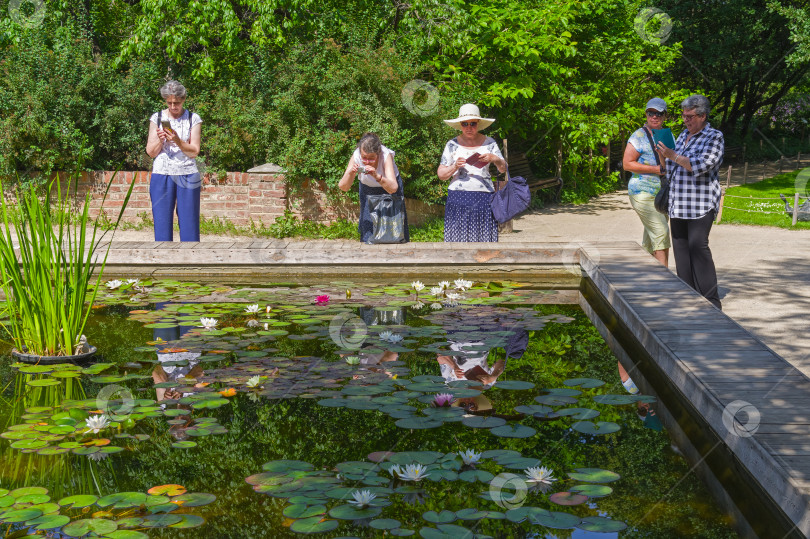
left=656, top=95, right=724, bottom=310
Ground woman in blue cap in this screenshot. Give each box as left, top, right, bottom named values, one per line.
left=622, top=97, right=671, bottom=266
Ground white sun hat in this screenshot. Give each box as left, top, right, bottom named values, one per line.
left=443, top=103, right=495, bottom=130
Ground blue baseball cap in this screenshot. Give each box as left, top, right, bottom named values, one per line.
left=645, top=97, right=667, bottom=112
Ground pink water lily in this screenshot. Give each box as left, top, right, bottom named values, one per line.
left=315, top=295, right=330, bottom=306
left=434, top=393, right=454, bottom=407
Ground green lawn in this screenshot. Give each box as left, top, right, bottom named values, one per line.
left=718, top=170, right=810, bottom=229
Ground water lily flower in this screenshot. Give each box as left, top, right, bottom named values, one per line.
left=412, top=281, right=425, bottom=292
left=266, top=305, right=272, bottom=314
left=430, top=286, right=443, bottom=297
left=438, top=281, right=451, bottom=290
left=380, top=332, right=403, bottom=344
left=219, top=388, right=237, bottom=397
left=246, top=375, right=263, bottom=388
left=199, top=317, right=218, bottom=329
left=315, top=295, right=330, bottom=306
left=412, top=301, right=425, bottom=310
left=345, top=356, right=360, bottom=365
left=430, top=303, right=443, bottom=310
left=84, top=414, right=110, bottom=434
left=433, top=393, right=454, bottom=407
left=397, top=463, right=430, bottom=481
left=445, top=292, right=461, bottom=301
left=348, top=490, right=377, bottom=507
left=87, top=452, right=109, bottom=461
left=524, top=466, right=557, bottom=484
left=245, top=304, right=260, bottom=314
left=126, top=278, right=140, bottom=286
left=454, top=279, right=473, bottom=290
left=387, top=464, right=403, bottom=477
left=459, top=450, right=482, bottom=466
left=246, top=319, right=260, bottom=328
left=105, top=280, right=123, bottom=290
left=263, top=323, right=269, bottom=330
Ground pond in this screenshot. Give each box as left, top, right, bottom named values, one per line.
left=0, top=278, right=738, bottom=538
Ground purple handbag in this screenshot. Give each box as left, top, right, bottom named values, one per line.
left=490, top=172, right=530, bottom=224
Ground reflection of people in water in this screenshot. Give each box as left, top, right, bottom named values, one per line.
left=437, top=326, right=529, bottom=413
left=617, top=361, right=662, bottom=431
left=150, top=311, right=203, bottom=439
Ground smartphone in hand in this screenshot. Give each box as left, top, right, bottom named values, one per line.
left=160, top=120, right=174, bottom=135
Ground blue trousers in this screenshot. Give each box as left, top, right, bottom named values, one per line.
left=150, top=173, right=201, bottom=242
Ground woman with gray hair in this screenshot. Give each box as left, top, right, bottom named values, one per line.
left=656, top=94, right=724, bottom=309
left=145, top=80, right=203, bottom=241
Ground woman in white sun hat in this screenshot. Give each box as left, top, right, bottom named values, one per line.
left=437, top=103, right=507, bottom=242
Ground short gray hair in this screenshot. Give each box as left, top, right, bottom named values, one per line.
left=681, top=94, right=710, bottom=117
left=159, top=80, right=187, bottom=99
left=357, top=132, right=382, bottom=155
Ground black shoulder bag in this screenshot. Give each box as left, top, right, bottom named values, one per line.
left=642, top=127, right=669, bottom=215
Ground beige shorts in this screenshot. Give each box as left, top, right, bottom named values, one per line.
left=629, top=192, right=671, bottom=253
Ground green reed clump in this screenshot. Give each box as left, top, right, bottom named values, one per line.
left=0, top=173, right=132, bottom=356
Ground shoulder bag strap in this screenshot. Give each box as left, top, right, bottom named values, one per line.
left=642, top=126, right=664, bottom=177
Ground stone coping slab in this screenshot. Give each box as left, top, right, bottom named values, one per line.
left=579, top=244, right=810, bottom=537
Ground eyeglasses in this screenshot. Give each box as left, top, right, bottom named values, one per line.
left=682, top=113, right=702, bottom=120
left=460, top=121, right=478, bottom=127
left=646, top=111, right=665, bottom=118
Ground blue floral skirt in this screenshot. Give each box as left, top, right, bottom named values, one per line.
left=444, top=190, right=498, bottom=242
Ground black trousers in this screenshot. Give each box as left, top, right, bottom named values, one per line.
left=670, top=211, right=721, bottom=310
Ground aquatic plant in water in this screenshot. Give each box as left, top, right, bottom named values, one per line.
left=199, top=317, right=218, bottom=329
left=459, top=450, right=482, bottom=466
left=433, top=393, right=454, bottom=407
left=315, top=295, right=330, bottom=305
left=244, top=304, right=260, bottom=314
left=0, top=173, right=133, bottom=356
left=83, top=414, right=110, bottom=434
left=411, top=280, right=425, bottom=292
left=525, top=466, right=557, bottom=484
left=105, top=280, right=123, bottom=290
left=348, top=489, right=377, bottom=507
left=396, top=463, right=429, bottom=481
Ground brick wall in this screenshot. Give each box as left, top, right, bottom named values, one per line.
left=39, top=164, right=443, bottom=228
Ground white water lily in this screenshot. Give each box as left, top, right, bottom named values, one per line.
left=381, top=332, right=403, bottom=344
left=126, top=278, right=140, bottom=286
left=263, top=323, right=269, bottom=330
left=430, top=286, right=443, bottom=297
left=438, top=281, right=451, bottom=290
left=411, top=281, right=425, bottom=291
left=459, top=450, right=482, bottom=466
left=348, top=489, right=377, bottom=507
left=454, top=279, right=473, bottom=290
left=245, top=304, right=260, bottom=314
left=387, top=464, right=403, bottom=477
left=199, top=317, right=218, bottom=330
left=430, top=302, right=443, bottom=310
left=412, top=301, right=425, bottom=310
left=445, top=292, right=461, bottom=301
left=396, top=463, right=430, bottom=481
left=84, top=414, right=110, bottom=434
left=246, top=319, right=260, bottom=328
left=524, top=466, right=557, bottom=484
left=105, top=280, right=123, bottom=290
left=246, top=375, right=263, bottom=388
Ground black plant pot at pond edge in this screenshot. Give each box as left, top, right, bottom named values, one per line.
left=11, top=345, right=98, bottom=365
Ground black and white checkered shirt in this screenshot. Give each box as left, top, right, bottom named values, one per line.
left=667, top=123, right=724, bottom=219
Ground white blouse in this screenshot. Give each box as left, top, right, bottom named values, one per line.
left=150, top=109, right=202, bottom=176
left=352, top=145, right=399, bottom=188
left=440, top=136, right=504, bottom=193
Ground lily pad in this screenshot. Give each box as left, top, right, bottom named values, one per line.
left=571, top=421, right=621, bottom=435
left=24, top=514, right=70, bottom=530
left=577, top=516, right=628, bottom=532
left=58, top=494, right=98, bottom=508
left=171, top=492, right=216, bottom=507
left=570, top=484, right=613, bottom=497
left=461, top=416, right=506, bottom=429
left=422, top=510, right=457, bottom=524
left=555, top=408, right=600, bottom=420
left=283, top=504, right=327, bottom=519
left=96, top=492, right=147, bottom=509
left=396, top=417, right=443, bottom=429
left=567, top=468, right=621, bottom=483
left=328, top=504, right=382, bottom=520
left=370, top=518, right=401, bottom=530
left=490, top=424, right=536, bottom=438
left=62, top=518, right=118, bottom=537
left=169, top=514, right=206, bottom=529
left=147, top=485, right=187, bottom=497
left=289, top=516, right=339, bottom=534
left=491, top=380, right=534, bottom=390
left=549, top=491, right=588, bottom=506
